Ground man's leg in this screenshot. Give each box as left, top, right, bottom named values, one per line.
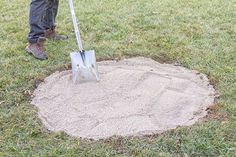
left=26, top=0, right=48, bottom=60
left=43, top=0, right=68, bottom=40
left=28, top=0, right=46, bottom=43
left=52, top=0, right=59, bottom=29
left=43, top=0, right=58, bottom=29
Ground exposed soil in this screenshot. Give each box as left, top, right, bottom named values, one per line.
left=32, top=57, right=215, bottom=140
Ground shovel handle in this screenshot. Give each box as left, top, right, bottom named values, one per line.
left=68, top=0, right=84, bottom=52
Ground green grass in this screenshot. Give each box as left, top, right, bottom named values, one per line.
left=0, top=0, right=236, bottom=156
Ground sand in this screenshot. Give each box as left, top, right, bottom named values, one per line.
left=32, top=57, right=215, bottom=140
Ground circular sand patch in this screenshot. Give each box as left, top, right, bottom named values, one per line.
left=32, top=57, right=215, bottom=140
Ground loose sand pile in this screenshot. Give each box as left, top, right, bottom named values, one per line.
left=32, top=57, right=215, bottom=140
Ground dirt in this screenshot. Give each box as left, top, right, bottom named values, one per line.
left=32, top=57, right=215, bottom=140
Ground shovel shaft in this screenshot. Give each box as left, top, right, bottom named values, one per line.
left=68, top=0, right=84, bottom=52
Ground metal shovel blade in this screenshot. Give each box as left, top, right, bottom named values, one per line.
left=70, top=50, right=100, bottom=84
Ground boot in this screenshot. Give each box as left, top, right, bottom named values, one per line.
left=45, top=26, right=68, bottom=40
left=25, top=37, right=48, bottom=60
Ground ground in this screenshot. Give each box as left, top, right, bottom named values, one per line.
left=0, top=0, right=235, bottom=156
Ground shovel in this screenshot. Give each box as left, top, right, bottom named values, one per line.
left=69, top=0, right=100, bottom=84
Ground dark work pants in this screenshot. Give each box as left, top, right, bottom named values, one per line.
left=27, top=0, right=59, bottom=43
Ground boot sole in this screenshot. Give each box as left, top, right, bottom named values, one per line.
left=46, top=36, right=68, bottom=41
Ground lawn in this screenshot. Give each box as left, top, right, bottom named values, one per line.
left=0, top=0, right=236, bottom=156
